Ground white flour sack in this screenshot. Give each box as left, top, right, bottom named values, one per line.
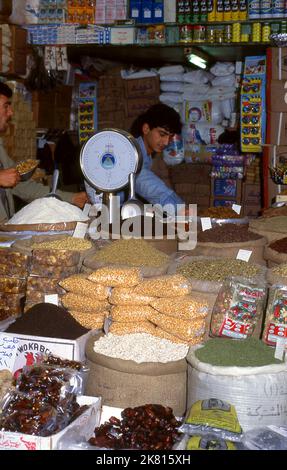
left=187, top=347, right=287, bottom=431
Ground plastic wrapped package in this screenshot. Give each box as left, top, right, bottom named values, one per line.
left=183, top=70, right=212, bottom=84
left=109, top=287, right=155, bottom=306
left=134, top=274, right=192, bottom=298
left=29, top=261, right=79, bottom=278
left=174, top=433, right=238, bottom=450
left=27, top=276, right=65, bottom=294
left=0, top=263, right=28, bottom=277
left=210, top=278, right=267, bottom=340
left=32, top=249, right=80, bottom=267
left=242, top=426, right=287, bottom=450
left=148, top=311, right=206, bottom=343
left=0, top=249, right=30, bottom=267
left=263, top=285, right=287, bottom=346
left=26, top=290, right=64, bottom=304
left=210, top=62, right=235, bottom=76
left=0, top=304, right=22, bottom=321
left=0, top=276, right=26, bottom=294
left=0, top=292, right=24, bottom=308
left=61, top=293, right=109, bottom=313
left=88, top=267, right=142, bottom=288
left=211, top=74, right=236, bottom=87
left=109, top=321, right=156, bottom=335
left=150, top=296, right=208, bottom=320
left=180, top=399, right=243, bottom=442
left=59, top=275, right=111, bottom=300
left=111, top=305, right=158, bottom=322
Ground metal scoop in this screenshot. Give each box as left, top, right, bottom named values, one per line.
left=121, top=173, right=143, bottom=220
left=44, top=169, right=62, bottom=200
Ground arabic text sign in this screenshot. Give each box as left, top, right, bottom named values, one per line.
left=0, top=334, right=19, bottom=371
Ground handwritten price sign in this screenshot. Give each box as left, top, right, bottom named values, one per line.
left=0, top=335, right=19, bottom=371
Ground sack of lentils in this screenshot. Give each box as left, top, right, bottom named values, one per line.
left=264, top=237, right=287, bottom=268
left=193, top=224, right=267, bottom=266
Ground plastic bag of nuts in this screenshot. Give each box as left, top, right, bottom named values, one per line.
left=210, top=277, right=267, bottom=340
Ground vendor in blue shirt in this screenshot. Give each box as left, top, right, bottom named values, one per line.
left=85, top=103, right=185, bottom=215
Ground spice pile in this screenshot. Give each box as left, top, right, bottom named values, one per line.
left=269, top=237, right=287, bottom=253
left=197, top=224, right=261, bottom=243
left=199, top=207, right=242, bottom=218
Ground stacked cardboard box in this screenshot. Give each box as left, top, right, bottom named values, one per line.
left=97, top=67, right=125, bottom=130
left=242, top=182, right=262, bottom=217
left=32, top=86, right=73, bottom=129
left=170, top=163, right=211, bottom=210
left=0, top=25, right=28, bottom=76
left=2, top=81, right=36, bottom=162
left=124, top=76, right=160, bottom=131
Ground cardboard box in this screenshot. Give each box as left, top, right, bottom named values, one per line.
left=125, top=96, right=159, bottom=118
left=170, top=163, right=211, bottom=184
left=269, top=80, right=287, bottom=112
left=110, top=26, right=136, bottom=44
left=124, top=76, right=160, bottom=99
left=243, top=204, right=262, bottom=217
left=270, top=47, right=287, bottom=80
left=268, top=112, right=287, bottom=146
left=242, top=183, right=261, bottom=204
left=0, top=396, right=101, bottom=451
left=3, top=331, right=91, bottom=375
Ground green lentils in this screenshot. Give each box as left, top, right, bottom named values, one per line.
left=90, top=238, right=169, bottom=267
left=177, top=259, right=260, bottom=282
left=195, top=337, right=282, bottom=367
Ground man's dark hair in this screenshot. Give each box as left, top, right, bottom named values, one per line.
left=130, top=103, right=182, bottom=137
left=0, top=82, right=12, bottom=98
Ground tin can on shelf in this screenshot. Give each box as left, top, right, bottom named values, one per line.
left=251, top=22, right=261, bottom=42
left=224, top=24, right=232, bottom=42
left=215, top=26, right=224, bottom=43
left=193, top=25, right=206, bottom=42
left=262, top=23, right=271, bottom=42
left=232, top=22, right=241, bottom=42
left=179, top=24, right=193, bottom=43
left=281, top=21, right=287, bottom=33
left=207, top=26, right=216, bottom=43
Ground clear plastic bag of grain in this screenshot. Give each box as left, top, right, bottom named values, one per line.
left=109, top=287, right=156, bottom=306
left=0, top=263, right=28, bottom=277
left=29, top=261, right=79, bottom=278
left=150, top=296, right=208, bottom=320
left=32, top=249, right=80, bottom=267
left=0, top=305, right=22, bottom=321
left=0, top=249, right=30, bottom=268
left=262, top=285, right=287, bottom=347
left=134, top=274, right=192, bottom=298
left=26, top=290, right=64, bottom=304
left=59, top=275, right=111, bottom=300
left=149, top=312, right=206, bottom=343
left=210, top=277, right=267, bottom=340
left=88, top=267, right=142, bottom=287
left=61, top=293, right=110, bottom=313
left=68, top=310, right=107, bottom=330
left=27, top=276, right=65, bottom=294
left=109, top=321, right=156, bottom=335
left=0, top=276, right=26, bottom=294
left=111, top=305, right=158, bottom=323
left=153, top=327, right=190, bottom=344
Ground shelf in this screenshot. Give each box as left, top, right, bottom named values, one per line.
left=67, top=43, right=270, bottom=66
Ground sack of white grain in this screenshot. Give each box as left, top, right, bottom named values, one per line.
left=85, top=332, right=188, bottom=416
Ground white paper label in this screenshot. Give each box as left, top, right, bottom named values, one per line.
left=275, top=337, right=286, bottom=361
left=201, top=217, right=212, bottom=231
left=83, top=203, right=92, bottom=217
left=45, top=294, right=59, bottom=306
left=73, top=222, right=88, bottom=239
left=236, top=249, right=252, bottom=262
left=232, top=204, right=241, bottom=215
left=0, top=334, right=19, bottom=371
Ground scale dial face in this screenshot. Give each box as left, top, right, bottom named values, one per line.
left=80, top=129, right=141, bottom=192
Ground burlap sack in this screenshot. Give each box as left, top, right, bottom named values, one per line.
left=249, top=216, right=287, bottom=243
left=264, top=244, right=287, bottom=268
left=85, top=333, right=187, bottom=416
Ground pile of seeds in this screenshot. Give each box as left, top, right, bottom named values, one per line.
left=199, top=207, right=242, bottom=218
left=89, top=239, right=169, bottom=267
left=271, top=264, right=287, bottom=276
left=269, top=237, right=287, bottom=254
left=198, top=224, right=261, bottom=243
left=177, top=259, right=260, bottom=282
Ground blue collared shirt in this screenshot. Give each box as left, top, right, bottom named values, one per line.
left=85, top=136, right=184, bottom=215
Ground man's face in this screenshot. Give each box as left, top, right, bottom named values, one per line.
left=0, top=95, right=13, bottom=132
left=142, top=124, right=174, bottom=154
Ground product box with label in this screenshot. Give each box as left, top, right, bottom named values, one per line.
left=1, top=331, right=91, bottom=375
left=125, top=96, right=159, bottom=118
left=110, top=26, right=136, bottom=44
left=124, top=76, right=160, bottom=98
left=0, top=396, right=101, bottom=450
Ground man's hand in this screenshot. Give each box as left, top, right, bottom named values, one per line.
left=71, top=191, right=89, bottom=209
left=0, top=168, right=20, bottom=188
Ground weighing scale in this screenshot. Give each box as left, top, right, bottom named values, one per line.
left=80, top=129, right=143, bottom=223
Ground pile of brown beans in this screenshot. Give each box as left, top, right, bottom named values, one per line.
left=198, top=224, right=261, bottom=243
